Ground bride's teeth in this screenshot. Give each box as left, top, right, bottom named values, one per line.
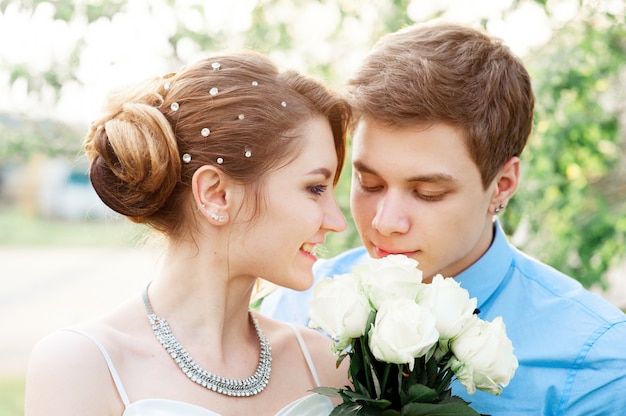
left=302, top=243, right=315, bottom=254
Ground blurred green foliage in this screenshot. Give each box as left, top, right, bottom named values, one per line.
left=502, top=8, right=626, bottom=288
left=0, top=377, right=24, bottom=416
left=1, top=0, right=624, bottom=288
left=0, top=207, right=146, bottom=246
left=0, top=115, right=83, bottom=162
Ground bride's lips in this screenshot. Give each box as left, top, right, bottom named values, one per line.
left=300, top=242, right=319, bottom=260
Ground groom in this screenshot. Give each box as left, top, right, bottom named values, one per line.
left=261, top=22, right=626, bottom=414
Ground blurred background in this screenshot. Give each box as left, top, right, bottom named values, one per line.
left=1, top=0, right=625, bottom=413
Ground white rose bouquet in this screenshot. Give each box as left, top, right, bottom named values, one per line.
left=309, top=255, right=517, bottom=415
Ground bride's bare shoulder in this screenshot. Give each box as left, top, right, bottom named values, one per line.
left=24, top=300, right=146, bottom=415
left=25, top=327, right=122, bottom=415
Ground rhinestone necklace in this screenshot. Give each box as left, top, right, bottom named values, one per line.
left=142, top=284, right=272, bottom=396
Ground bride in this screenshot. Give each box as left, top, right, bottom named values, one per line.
left=24, top=50, right=351, bottom=416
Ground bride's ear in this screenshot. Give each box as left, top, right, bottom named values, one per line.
left=192, top=165, right=230, bottom=224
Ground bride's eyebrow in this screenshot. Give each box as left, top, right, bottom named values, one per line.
left=306, top=167, right=332, bottom=179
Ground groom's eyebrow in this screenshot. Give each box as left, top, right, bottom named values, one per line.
left=353, top=160, right=456, bottom=184
left=352, top=160, right=377, bottom=175
left=406, top=173, right=456, bottom=184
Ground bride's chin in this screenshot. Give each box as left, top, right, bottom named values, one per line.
left=289, top=269, right=315, bottom=291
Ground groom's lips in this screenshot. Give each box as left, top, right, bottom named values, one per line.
left=374, top=246, right=418, bottom=258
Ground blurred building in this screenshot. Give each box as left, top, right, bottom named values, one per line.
left=0, top=114, right=110, bottom=220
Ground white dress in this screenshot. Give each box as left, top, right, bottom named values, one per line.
left=70, top=325, right=333, bottom=416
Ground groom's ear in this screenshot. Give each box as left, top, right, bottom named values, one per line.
left=491, top=156, right=519, bottom=204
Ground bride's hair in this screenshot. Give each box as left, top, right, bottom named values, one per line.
left=84, top=50, right=350, bottom=239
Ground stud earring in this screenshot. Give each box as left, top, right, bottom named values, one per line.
left=494, top=203, right=505, bottom=214
left=210, top=212, right=224, bottom=222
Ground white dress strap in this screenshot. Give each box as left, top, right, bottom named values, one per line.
left=64, top=329, right=131, bottom=407
left=287, top=324, right=321, bottom=387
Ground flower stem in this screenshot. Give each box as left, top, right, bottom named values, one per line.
left=380, top=363, right=391, bottom=398
left=360, top=338, right=376, bottom=397
left=436, top=368, right=455, bottom=394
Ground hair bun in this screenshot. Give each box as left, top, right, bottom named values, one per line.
left=85, top=101, right=181, bottom=219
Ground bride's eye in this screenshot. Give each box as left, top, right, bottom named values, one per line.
left=308, top=184, right=328, bottom=196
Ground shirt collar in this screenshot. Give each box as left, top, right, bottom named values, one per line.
left=454, top=220, right=513, bottom=309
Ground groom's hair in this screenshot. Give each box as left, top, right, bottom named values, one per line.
left=347, top=22, right=535, bottom=188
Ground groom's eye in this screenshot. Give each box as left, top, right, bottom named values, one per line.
left=414, top=191, right=446, bottom=201
left=356, top=173, right=384, bottom=193
left=359, top=183, right=383, bottom=192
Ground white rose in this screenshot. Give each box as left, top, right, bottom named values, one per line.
left=449, top=315, right=518, bottom=395
left=418, top=274, right=477, bottom=340
left=308, top=274, right=372, bottom=349
left=368, top=299, right=439, bottom=370
left=354, top=255, right=424, bottom=310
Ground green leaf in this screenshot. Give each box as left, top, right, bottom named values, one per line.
left=337, top=352, right=349, bottom=367
left=400, top=383, right=439, bottom=404
left=399, top=401, right=482, bottom=416
left=330, top=402, right=391, bottom=416
left=311, top=387, right=344, bottom=398
left=341, top=391, right=392, bottom=409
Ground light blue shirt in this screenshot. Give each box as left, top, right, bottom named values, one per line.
left=261, top=223, right=626, bottom=415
